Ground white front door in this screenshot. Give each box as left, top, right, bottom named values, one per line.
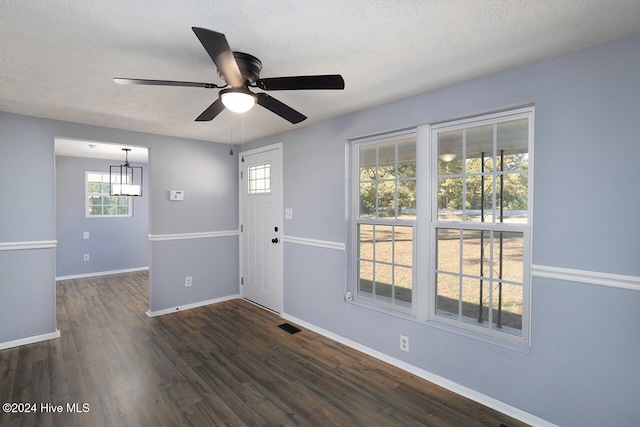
left=240, top=143, right=283, bottom=313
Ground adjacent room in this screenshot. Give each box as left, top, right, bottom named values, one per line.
left=1, top=2, right=639, bottom=426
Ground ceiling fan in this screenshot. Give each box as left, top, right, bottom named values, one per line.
left=114, top=27, right=345, bottom=124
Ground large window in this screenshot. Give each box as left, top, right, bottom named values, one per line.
left=350, top=107, right=533, bottom=345
left=430, top=108, right=532, bottom=342
left=86, top=171, right=131, bottom=217
left=352, top=132, right=417, bottom=312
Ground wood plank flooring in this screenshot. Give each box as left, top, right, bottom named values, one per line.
left=0, top=271, right=529, bottom=426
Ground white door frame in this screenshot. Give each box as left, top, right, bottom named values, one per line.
left=238, top=142, right=284, bottom=313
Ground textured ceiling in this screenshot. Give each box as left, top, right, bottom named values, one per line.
left=55, top=138, right=149, bottom=162
left=2, top=1, right=640, bottom=145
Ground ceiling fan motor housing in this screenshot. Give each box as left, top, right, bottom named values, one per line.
left=115, top=27, right=344, bottom=123
left=224, top=51, right=263, bottom=84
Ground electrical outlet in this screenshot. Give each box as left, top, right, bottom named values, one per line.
left=185, top=276, right=192, bottom=287
left=400, top=335, right=409, bottom=352
left=83, top=254, right=90, bottom=262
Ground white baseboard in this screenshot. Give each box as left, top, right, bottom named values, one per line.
left=0, top=330, right=61, bottom=351
left=281, top=312, right=557, bottom=427
left=56, top=266, right=149, bottom=281
left=146, top=294, right=240, bottom=317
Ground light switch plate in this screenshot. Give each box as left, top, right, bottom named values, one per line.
left=169, top=190, right=184, bottom=201
left=285, top=208, right=293, bottom=219
left=83, top=232, right=90, bottom=240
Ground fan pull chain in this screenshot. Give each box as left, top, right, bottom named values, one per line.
left=229, top=114, right=234, bottom=155
left=241, top=112, right=246, bottom=162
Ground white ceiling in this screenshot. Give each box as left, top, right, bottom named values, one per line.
left=55, top=138, right=148, bottom=162
left=2, top=1, right=640, bottom=145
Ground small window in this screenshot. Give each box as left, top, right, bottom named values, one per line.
left=86, top=171, right=131, bottom=217
left=248, top=163, right=271, bottom=194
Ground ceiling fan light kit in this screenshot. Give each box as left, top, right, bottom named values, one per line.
left=220, top=88, right=257, bottom=113
left=114, top=27, right=345, bottom=124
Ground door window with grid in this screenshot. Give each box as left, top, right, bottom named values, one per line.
left=248, top=163, right=271, bottom=194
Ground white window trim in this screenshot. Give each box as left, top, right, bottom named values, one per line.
left=350, top=129, right=418, bottom=314
left=247, top=162, right=272, bottom=195
left=425, top=107, right=534, bottom=346
left=85, top=171, right=132, bottom=218
left=348, top=107, right=533, bottom=349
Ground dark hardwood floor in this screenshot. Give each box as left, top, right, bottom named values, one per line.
left=0, top=271, right=529, bottom=426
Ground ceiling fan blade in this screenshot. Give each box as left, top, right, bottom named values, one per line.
left=195, top=99, right=225, bottom=121
left=256, top=93, right=306, bottom=124
left=114, top=78, right=220, bottom=89
left=192, top=27, right=244, bottom=88
left=256, top=74, right=345, bottom=91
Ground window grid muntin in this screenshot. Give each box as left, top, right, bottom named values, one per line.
left=434, top=225, right=525, bottom=337
left=356, top=219, right=415, bottom=310
left=430, top=108, right=532, bottom=344
left=358, top=138, right=417, bottom=220
left=86, top=171, right=131, bottom=217
left=353, top=132, right=416, bottom=312
left=430, top=229, right=531, bottom=344
left=248, top=162, right=271, bottom=194
left=350, top=109, right=532, bottom=346
left=436, top=114, right=530, bottom=225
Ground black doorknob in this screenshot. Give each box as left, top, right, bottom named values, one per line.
left=271, top=238, right=279, bottom=244
left=274, top=226, right=278, bottom=232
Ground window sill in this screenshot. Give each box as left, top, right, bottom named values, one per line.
left=348, top=297, right=418, bottom=322
left=346, top=298, right=532, bottom=355
left=426, top=318, right=531, bottom=354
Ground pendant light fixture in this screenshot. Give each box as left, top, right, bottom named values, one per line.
left=110, top=148, right=143, bottom=197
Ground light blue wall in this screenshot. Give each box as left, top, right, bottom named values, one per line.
left=0, top=111, right=239, bottom=345
left=1, top=114, right=57, bottom=344
left=56, top=156, right=149, bottom=277
left=149, top=139, right=238, bottom=235
left=0, top=249, right=56, bottom=343
left=146, top=135, right=239, bottom=312
left=149, top=237, right=238, bottom=311
left=249, top=33, right=640, bottom=426
left=2, top=30, right=639, bottom=426
left=1, top=114, right=56, bottom=242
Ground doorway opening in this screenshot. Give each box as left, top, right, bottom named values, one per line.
left=54, top=137, right=149, bottom=284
